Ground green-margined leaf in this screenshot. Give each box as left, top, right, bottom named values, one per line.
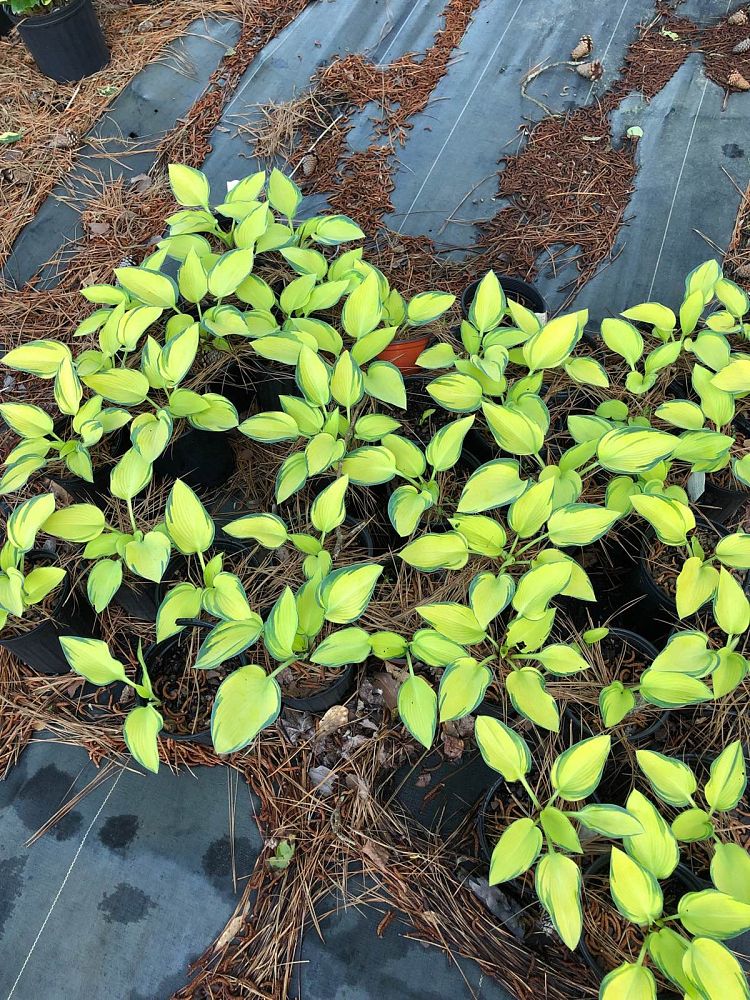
left=2, top=339, right=71, bottom=377
left=676, top=556, right=719, bottom=618
left=713, top=567, right=750, bottom=636
left=506, top=668, right=559, bottom=731
left=650, top=631, right=716, bottom=677
left=635, top=750, right=696, bottom=806
left=59, top=636, right=127, bottom=685
left=201, top=573, right=253, bottom=622
left=22, top=566, right=66, bottom=605
left=599, top=681, right=636, bottom=727
left=457, top=459, right=527, bottom=513
left=678, top=890, right=750, bottom=940
left=211, top=665, right=281, bottom=754
left=630, top=494, right=694, bottom=546
left=623, top=789, right=679, bottom=879
left=438, top=657, right=492, bottom=722
left=647, top=927, right=693, bottom=995
left=540, top=806, right=582, bottom=853
left=363, top=361, right=406, bottom=409
left=239, top=411, right=300, bottom=444
left=551, top=735, right=610, bottom=800
left=311, top=627, right=371, bottom=667
left=535, top=852, right=582, bottom=950
left=399, top=532, right=469, bottom=571
left=715, top=532, right=750, bottom=569
left=711, top=844, right=750, bottom=904
left=425, top=416, right=474, bottom=472
left=165, top=479, right=214, bottom=555
left=572, top=804, right=643, bottom=838
left=489, top=818, right=542, bottom=885
left=0, top=402, right=54, bottom=438
left=597, top=427, right=677, bottom=474
left=511, top=561, right=572, bottom=620
left=610, top=847, right=663, bottom=924
left=110, top=448, right=152, bottom=501
left=124, top=705, right=163, bottom=773
left=682, top=937, right=750, bottom=1000
left=311, top=475, right=348, bottom=533
left=427, top=373, right=483, bottom=412
left=482, top=400, right=544, bottom=455
left=672, top=808, right=714, bottom=842
left=320, top=563, right=382, bottom=624
left=469, top=571, right=514, bottom=629
left=264, top=587, right=298, bottom=660
left=7, top=493, right=55, bottom=552
left=223, top=513, right=288, bottom=548
left=599, top=963, right=656, bottom=1000
left=43, top=504, right=105, bottom=542
left=276, top=451, right=308, bottom=503
left=508, top=478, right=554, bottom=538
left=370, top=631, right=408, bottom=659
left=388, top=486, right=432, bottom=537
left=86, top=558, right=123, bottom=612
left=475, top=715, right=531, bottom=780
left=168, top=163, right=210, bottom=208
left=529, top=644, right=589, bottom=676
left=416, top=602, right=486, bottom=643
left=546, top=503, right=620, bottom=546
left=639, top=669, right=712, bottom=708
left=398, top=674, right=437, bottom=748
left=409, top=629, right=466, bottom=667
left=156, top=582, right=203, bottom=642
left=194, top=617, right=263, bottom=670
left=705, top=740, right=747, bottom=812
left=342, top=446, right=396, bottom=485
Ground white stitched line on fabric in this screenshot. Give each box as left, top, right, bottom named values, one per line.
left=647, top=0, right=732, bottom=297
left=379, top=0, right=422, bottom=63
left=231, top=3, right=314, bottom=105
left=6, top=771, right=123, bottom=1000
left=586, top=0, right=631, bottom=102
left=397, top=0, right=525, bottom=232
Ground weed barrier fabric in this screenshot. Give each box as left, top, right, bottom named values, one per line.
left=0, top=740, right=261, bottom=999
left=3, top=17, right=242, bottom=290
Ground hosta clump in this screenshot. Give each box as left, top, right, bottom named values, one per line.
left=0, top=494, right=68, bottom=631
left=589, top=743, right=750, bottom=1000
left=59, top=636, right=162, bottom=773
left=153, top=477, right=383, bottom=753
left=475, top=719, right=641, bottom=951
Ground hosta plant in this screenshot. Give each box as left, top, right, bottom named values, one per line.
left=0, top=494, right=67, bottom=632
left=59, top=636, right=163, bottom=773
left=476, top=720, right=641, bottom=951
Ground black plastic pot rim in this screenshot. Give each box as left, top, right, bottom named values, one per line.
left=281, top=661, right=355, bottom=712
left=0, top=549, right=70, bottom=641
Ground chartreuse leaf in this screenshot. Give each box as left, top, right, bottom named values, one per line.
left=156, top=582, right=203, bottom=642
left=535, top=853, right=582, bottom=950
left=115, top=267, right=177, bottom=309
left=705, top=740, right=746, bottom=812
left=426, top=415, right=474, bottom=472
left=676, top=557, right=719, bottom=618
left=311, top=627, right=371, bottom=667
left=320, top=563, right=382, bottom=624
left=599, top=963, right=656, bottom=1000
left=474, top=716, right=531, bottom=781
left=311, top=475, right=348, bottom=533
left=168, top=163, right=210, bottom=208
left=623, top=790, right=679, bottom=879
left=370, top=631, right=408, bottom=659
left=683, top=937, right=750, bottom=1000
left=86, top=559, right=123, bottom=612
left=240, top=411, right=300, bottom=444
left=438, top=658, right=492, bottom=721
left=398, top=674, right=437, bottom=748
left=540, top=807, right=581, bottom=853
left=715, top=533, right=750, bottom=568
left=363, top=361, right=406, bottom=409
left=678, top=890, right=750, bottom=940
left=7, top=493, right=55, bottom=552
left=714, top=567, right=750, bottom=636
left=59, top=636, right=128, bottom=685
left=342, top=446, right=396, bottom=485
left=523, top=313, right=580, bottom=370
left=572, top=804, right=642, bottom=838
left=0, top=401, right=54, bottom=438
left=389, top=486, right=432, bottom=538
left=651, top=631, right=716, bottom=676
left=450, top=515, right=506, bottom=556
left=711, top=844, right=750, bottom=904
left=547, top=504, right=620, bottom=546
left=211, top=665, right=281, bottom=754
left=528, top=644, right=589, bottom=676
left=2, top=339, right=71, bottom=377
left=313, top=214, right=364, bottom=245
left=713, top=649, right=749, bottom=698
left=610, top=847, right=663, bottom=924
left=597, top=427, right=677, bottom=474
left=506, top=668, right=559, bottom=731
left=482, top=400, right=544, bottom=455
left=601, top=317, right=644, bottom=367
left=201, top=572, right=252, bottom=621
left=550, top=735, right=610, bottom=800
left=599, top=681, right=636, bottom=727
left=416, top=603, right=486, bottom=643
left=409, top=629, right=466, bottom=667
left=124, top=705, right=163, bottom=773
left=267, top=168, right=301, bottom=219
left=489, top=818, right=542, bottom=885
left=512, top=561, right=571, bottom=620
left=406, top=290, right=455, bottom=325
left=647, top=926, right=693, bottom=995
left=469, top=572, right=514, bottom=628
left=457, top=459, right=527, bottom=513
left=630, top=494, right=695, bottom=545
left=165, top=479, right=214, bottom=555
left=23, top=566, right=66, bottom=605
left=508, top=478, right=554, bottom=538
left=43, top=504, right=105, bottom=542
left=195, top=617, right=263, bottom=670
left=639, top=669, right=712, bottom=708
left=635, top=750, right=696, bottom=807
left=264, top=587, right=298, bottom=660
left=672, top=808, right=714, bottom=842
left=110, top=449, right=152, bottom=501
left=223, top=513, right=288, bottom=548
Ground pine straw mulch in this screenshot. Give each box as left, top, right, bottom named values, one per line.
left=0, top=0, right=243, bottom=266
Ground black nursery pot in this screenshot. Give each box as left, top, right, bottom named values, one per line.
left=8, top=0, right=109, bottom=83
left=461, top=275, right=548, bottom=322
left=0, top=550, right=98, bottom=674
left=697, top=414, right=749, bottom=526
left=139, top=619, right=217, bottom=746
left=52, top=425, right=236, bottom=502
left=282, top=662, right=355, bottom=712
left=0, top=4, right=12, bottom=33
left=564, top=628, right=668, bottom=749
left=578, top=853, right=703, bottom=990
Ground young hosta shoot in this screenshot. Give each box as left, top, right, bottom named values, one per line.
left=475, top=721, right=640, bottom=951
left=0, top=494, right=68, bottom=632
left=59, top=637, right=163, bottom=773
